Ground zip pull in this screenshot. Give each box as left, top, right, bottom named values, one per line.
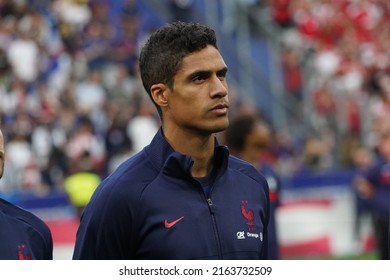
left=207, top=198, right=215, bottom=214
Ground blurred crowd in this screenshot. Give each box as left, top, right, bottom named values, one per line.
left=0, top=0, right=160, bottom=195
left=264, top=0, right=390, bottom=258
left=267, top=0, right=390, bottom=175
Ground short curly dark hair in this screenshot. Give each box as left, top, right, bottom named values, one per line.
left=139, top=21, right=218, bottom=118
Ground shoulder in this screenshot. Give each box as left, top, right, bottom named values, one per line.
left=0, top=198, right=52, bottom=241
left=83, top=150, right=160, bottom=215
left=228, top=155, right=269, bottom=187
left=102, top=150, right=159, bottom=192
left=259, top=162, right=281, bottom=179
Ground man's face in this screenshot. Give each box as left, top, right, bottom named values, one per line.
left=380, top=136, right=390, bottom=161
left=165, top=45, right=229, bottom=134
left=0, top=130, right=4, bottom=179
left=242, top=124, right=270, bottom=165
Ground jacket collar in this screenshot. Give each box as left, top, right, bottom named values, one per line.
left=145, top=128, right=229, bottom=180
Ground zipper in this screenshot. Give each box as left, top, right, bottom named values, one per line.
left=194, top=174, right=223, bottom=259
left=206, top=197, right=223, bottom=259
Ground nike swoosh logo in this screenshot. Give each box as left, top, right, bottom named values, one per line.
left=164, top=216, right=184, bottom=229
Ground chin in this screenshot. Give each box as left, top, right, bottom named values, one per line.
left=211, top=122, right=229, bottom=133
left=197, top=117, right=229, bottom=134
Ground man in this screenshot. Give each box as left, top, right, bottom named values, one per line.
left=64, top=151, right=101, bottom=219
left=360, top=130, right=390, bottom=259
left=224, top=113, right=281, bottom=259
left=0, top=128, right=53, bottom=260
left=73, top=21, right=270, bottom=260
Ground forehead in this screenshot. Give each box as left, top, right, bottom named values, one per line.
left=178, top=45, right=226, bottom=73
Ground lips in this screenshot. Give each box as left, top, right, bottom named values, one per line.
left=210, top=103, right=229, bottom=111
left=212, top=104, right=228, bottom=110
left=210, top=103, right=229, bottom=115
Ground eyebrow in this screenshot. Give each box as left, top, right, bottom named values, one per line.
left=218, top=67, right=228, bottom=76
left=187, top=70, right=209, bottom=81
left=187, top=66, right=228, bottom=80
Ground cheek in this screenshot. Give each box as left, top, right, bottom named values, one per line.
left=172, top=92, right=201, bottom=113
left=170, top=97, right=199, bottom=121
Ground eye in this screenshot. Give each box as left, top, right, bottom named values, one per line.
left=192, top=73, right=208, bottom=83
left=217, top=69, right=228, bottom=80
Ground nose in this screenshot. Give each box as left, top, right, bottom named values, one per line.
left=210, top=75, right=228, bottom=98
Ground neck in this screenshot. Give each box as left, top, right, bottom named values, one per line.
left=191, top=152, right=214, bottom=178
left=163, top=126, right=215, bottom=177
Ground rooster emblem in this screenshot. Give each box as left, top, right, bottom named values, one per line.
left=18, top=244, right=31, bottom=260
left=241, top=204, right=255, bottom=226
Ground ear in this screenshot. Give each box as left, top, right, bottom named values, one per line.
left=150, top=83, right=169, bottom=108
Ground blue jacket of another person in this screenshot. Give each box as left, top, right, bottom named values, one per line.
left=0, top=198, right=53, bottom=260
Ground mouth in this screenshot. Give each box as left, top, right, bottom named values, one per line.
left=210, top=103, right=229, bottom=115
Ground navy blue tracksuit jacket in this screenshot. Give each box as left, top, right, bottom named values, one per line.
left=0, top=198, right=53, bottom=260
left=73, top=128, right=270, bottom=259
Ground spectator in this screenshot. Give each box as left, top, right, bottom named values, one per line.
left=350, top=145, right=374, bottom=251
left=74, top=69, right=107, bottom=116
left=6, top=28, right=39, bottom=83
left=360, top=130, right=390, bottom=259
left=169, top=0, right=194, bottom=22
left=66, top=116, right=105, bottom=175
left=64, top=151, right=101, bottom=218
left=105, top=111, right=134, bottom=174
left=126, top=99, right=159, bottom=153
